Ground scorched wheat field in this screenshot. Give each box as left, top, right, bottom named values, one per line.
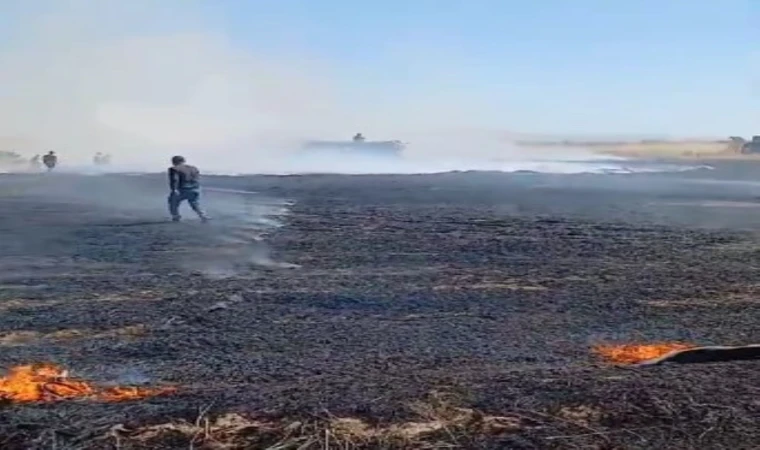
left=0, top=165, right=759, bottom=449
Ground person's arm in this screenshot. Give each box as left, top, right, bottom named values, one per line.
left=188, top=166, right=200, bottom=186
left=168, top=168, right=178, bottom=191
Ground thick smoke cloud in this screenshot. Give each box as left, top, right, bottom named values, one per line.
left=0, top=0, right=524, bottom=173
left=0, top=0, right=331, bottom=168
left=4, top=0, right=716, bottom=176
left=0, top=0, right=384, bottom=171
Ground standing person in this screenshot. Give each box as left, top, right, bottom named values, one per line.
left=42, top=151, right=57, bottom=172
left=168, top=155, right=209, bottom=222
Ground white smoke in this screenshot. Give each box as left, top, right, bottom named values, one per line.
left=0, top=1, right=518, bottom=170
left=0, top=0, right=725, bottom=176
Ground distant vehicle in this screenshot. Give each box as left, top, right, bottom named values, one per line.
left=301, top=134, right=405, bottom=158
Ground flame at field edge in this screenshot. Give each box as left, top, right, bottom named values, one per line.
left=592, top=342, right=695, bottom=364
left=0, top=363, right=176, bottom=403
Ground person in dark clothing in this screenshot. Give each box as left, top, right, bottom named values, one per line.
left=42, top=151, right=57, bottom=172
left=168, top=155, right=209, bottom=222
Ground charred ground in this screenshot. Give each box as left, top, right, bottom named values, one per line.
left=0, top=166, right=759, bottom=449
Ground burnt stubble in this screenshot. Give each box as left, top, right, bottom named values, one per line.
left=0, top=165, right=759, bottom=449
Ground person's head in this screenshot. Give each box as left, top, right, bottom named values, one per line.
left=171, top=155, right=186, bottom=166
left=48, top=151, right=54, bottom=155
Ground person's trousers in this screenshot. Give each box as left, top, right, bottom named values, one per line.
left=168, top=189, right=206, bottom=220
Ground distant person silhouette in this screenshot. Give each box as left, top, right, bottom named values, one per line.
left=42, top=151, right=57, bottom=172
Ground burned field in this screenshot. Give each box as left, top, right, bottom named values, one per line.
left=0, top=169, right=759, bottom=449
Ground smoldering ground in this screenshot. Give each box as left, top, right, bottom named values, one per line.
left=0, top=173, right=295, bottom=279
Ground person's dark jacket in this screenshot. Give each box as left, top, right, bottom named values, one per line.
left=42, top=154, right=57, bottom=168
left=168, top=164, right=201, bottom=191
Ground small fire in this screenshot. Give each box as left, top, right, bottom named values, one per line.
left=0, top=364, right=176, bottom=403
left=593, top=342, right=694, bottom=364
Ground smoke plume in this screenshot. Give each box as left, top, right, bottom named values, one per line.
left=0, top=0, right=528, bottom=173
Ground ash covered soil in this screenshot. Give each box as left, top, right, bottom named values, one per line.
left=1, top=164, right=759, bottom=449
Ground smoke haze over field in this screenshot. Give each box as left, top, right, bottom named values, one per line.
left=0, top=0, right=524, bottom=172
left=0, top=0, right=338, bottom=169
left=0, top=1, right=750, bottom=174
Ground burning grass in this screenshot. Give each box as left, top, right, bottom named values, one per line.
left=592, top=342, right=695, bottom=364
left=0, top=363, right=175, bottom=403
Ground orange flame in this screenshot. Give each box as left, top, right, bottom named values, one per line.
left=593, top=343, right=694, bottom=364
left=0, top=364, right=176, bottom=403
